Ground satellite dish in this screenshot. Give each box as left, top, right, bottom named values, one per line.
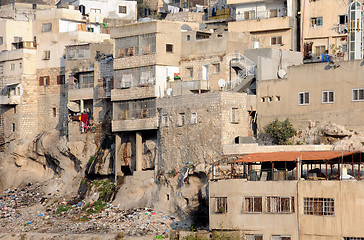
left=166, top=88, right=173, bottom=96
left=278, top=69, right=287, bottom=78
left=218, top=79, right=226, bottom=88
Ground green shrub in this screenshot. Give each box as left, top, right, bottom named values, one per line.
left=264, top=118, right=296, bottom=145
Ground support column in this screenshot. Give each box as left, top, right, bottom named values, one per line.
left=115, top=134, right=122, bottom=184
left=80, top=99, right=84, bottom=112
left=136, top=131, right=143, bottom=172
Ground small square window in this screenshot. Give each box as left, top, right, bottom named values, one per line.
left=311, top=17, right=323, bottom=26
left=298, top=92, right=310, bottom=105
left=42, top=23, right=52, bottom=32
left=246, top=234, right=263, bottom=240
left=339, top=15, right=348, bottom=25
left=162, top=114, right=169, bottom=127
left=276, top=96, right=281, bottom=102
left=352, top=88, right=364, bottom=101
left=166, top=44, right=173, bottom=53
left=57, top=75, right=65, bottom=85
left=187, top=35, right=191, bottom=41
left=243, top=196, right=262, bottom=213
left=43, top=50, right=50, bottom=60
left=322, top=90, right=334, bottom=103
left=271, top=36, right=282, bottom=45
left=214, top=197, right=227, bottom=213
left=119, top=6, right=127, bottom=13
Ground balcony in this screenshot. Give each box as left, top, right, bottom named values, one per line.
left=68, top=87, right=94, bottom=101
left=12, top=41, right=37, bottom=50
left=112, top=117, right=158, bottom=132
left=229, top=15, right=293, bottom=32
left=111, top=86, right=157, bottom=101
left=166, top=80, right=210, bottom=96
left=0, top=95, right=21, bottom=105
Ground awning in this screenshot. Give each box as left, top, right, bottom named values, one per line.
left=229, top=151, right=360, bottom=164
left=6, top=82, right=20, bottom=87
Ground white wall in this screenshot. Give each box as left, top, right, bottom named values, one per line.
left=77, top=0, right=137, bottom=20
left=155, top=65, right=179, bottom=98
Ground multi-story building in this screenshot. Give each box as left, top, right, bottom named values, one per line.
left=35, top=6, right=110, bottom=136
left=228, top=0, right=299, bottom=51
left=210, top=150, right=364, bottom=240
left=256, top=59, right=364, bottom=131
left=300, top=0, right=348, bottom=60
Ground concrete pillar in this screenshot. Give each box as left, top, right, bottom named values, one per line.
left=115, top=134, right=122, bottom=183
left=80, top=99, right=84, bottom=112
left=136, top=131, right=143, bottom=171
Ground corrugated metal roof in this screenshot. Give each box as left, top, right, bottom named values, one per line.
left=229, top=151, right=359, bottom=164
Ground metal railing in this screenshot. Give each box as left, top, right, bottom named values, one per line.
left=227, top=53, right=256, bottom=91
left=235, top=9, right=287, bottom=22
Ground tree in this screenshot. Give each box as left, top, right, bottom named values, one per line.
left=264, top=118, right=296, bottom=145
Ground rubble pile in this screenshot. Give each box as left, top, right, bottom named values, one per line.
left=0, top=182, right=174, bottom=237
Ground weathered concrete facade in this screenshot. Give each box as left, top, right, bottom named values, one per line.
left=210, top=179, right=364, bottom=239
left=257, top=60, right=364, bottom=131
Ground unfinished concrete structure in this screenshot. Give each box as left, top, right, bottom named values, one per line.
left=256, top=59, right=364, bottom=131
left=210, top=151, right=364, bottom=239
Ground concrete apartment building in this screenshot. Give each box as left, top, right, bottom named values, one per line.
left=35, top=7, right=110, bottom=136
left=210, top=151, right=364, bottom=240
left=111, top=20, right=200, bottom=177
left=256, top=59, right=364, bottom=131
left=300, top=0, right=348, bottom=60
left=228, top=0, right=299, bottom=51
left=65, top=41, right=114, bottom=141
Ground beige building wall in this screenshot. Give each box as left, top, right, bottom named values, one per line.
left=300, top=0, right=348, bottom=59
left=210, top=179, right=364, bottom=239
left=257, top=60, right=364, bottom=131
left=0, top=19, right=34, bottom=52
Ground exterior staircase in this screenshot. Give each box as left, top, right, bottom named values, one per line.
left=227, top=53, right=256, bottom=93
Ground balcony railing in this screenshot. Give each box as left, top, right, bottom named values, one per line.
left=235, top=9, right=287, bottom=21
left=116, top=108, right=156, bottom=121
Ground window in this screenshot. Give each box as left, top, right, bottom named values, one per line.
left=43, top=50, right=50, bottom=60
left=304, top=197, right=335, bottom=216
left=14, top=36, right=22, bottom=43
left=12, top=123, right=15, bottom=132
left=344, top=238, right=364, bottom=240
left=266, top=197, right=295, bottom=213
left=19, top=62, right=22, bottom=69
left=213, top=63, right=220, bottom=73
left=315, top=45, right=326, bottom=56
left=214, top=197, right=227, bottom=213
left=231, top=107, right=239, bottom=123
left=311, top=17, right=323, bottom=26
left=187, top=67, right=193, bottom=77
left=271, top=235, right=291, bottom=240
left=57, top=75, right=65, bottom=85
left=298, top=92, right=310, bottom=105
left=119, top=6, right=127, bottom=13
left=271, top=36, right=282, bottom=45
left=10, top=63, right=15, bottom=71
left=276, top=96, right=281, bottom=102
left=190, top=113, right=197, bottom=125
left=244, top=10, right=255, bottom=20
left=90, top=8, right=101, bottom=13
left=243, top=197, right=262, bottom=213
left=0, top=65, right=3, bottom=75
left=246, top=235, right=263, bottom=240
left=42, top=23, right=52, bottom=32
left=166, top=44, right=173, bottom=53
left=270, top=9, right=278, bottom=18
left=187, top=35, right=191, bottom=41
left=177, top=113, right=185, bottom=126
left=352, top=88, right=364, bottom=101
left=339, top=15, right=348, bottom=24
left=0, top=37, right=3, bottom=45
left=322, top=90, right=334, bottom=103
left=162, top=114, right=169, bottom=127
left=39, top=76, right=50, bottom=86
left=52, top=107, right=56, bottom=117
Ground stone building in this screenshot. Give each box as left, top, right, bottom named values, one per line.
left=157, top=91, right=250, bottom=171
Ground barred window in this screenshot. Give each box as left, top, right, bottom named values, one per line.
left=271, top=235, right=291, bottom=240
left=304, top=198, right=334, bottom=216
left=213, top=197, right=227, bottom=213
left=266, top=197, right=295, bottom=213
left=177, top=113, right=185, bottom=127
left=246, top=234, right=263, bottom=240
left=190, top=113, right=197, bottom=125
left=162, top=114, right=169, bottom=127
left=243, top=197, right=262, bottom=213
left=42, top=23, right=52, bottom=32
